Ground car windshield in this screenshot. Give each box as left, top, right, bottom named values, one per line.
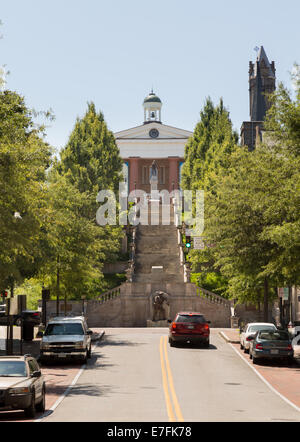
left=176, top=315, right=206, bottom=324
left=45, top=323, right=84, bottom=336
left=248, top=325, right=275, bottom=333
left=259, top=331, right=290, bottom=341
left=0, top=361, right=27, bottom=377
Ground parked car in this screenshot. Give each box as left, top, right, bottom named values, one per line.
left=292, top=333, right=300, bottom=359
left=14, top=310, right=42, bottom=327
left=249, top=330, right=294, bottom=364
left=240, top=323, right=277, bottom=353
left=0, top=354, right=45, bottom=418
left=0, top=304, right=6, bottom=318
left=40, top=316, right=93, bottom=364
left=0, top=308, right=41, bottom=326
left=169, top=312, right=210, bottom=347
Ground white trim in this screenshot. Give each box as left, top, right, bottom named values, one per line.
left=115, top=122, right=193, bottom=139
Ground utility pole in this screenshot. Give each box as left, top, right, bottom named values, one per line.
left=56, top=255, right=60, bottom=316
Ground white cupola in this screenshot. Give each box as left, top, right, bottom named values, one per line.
left=143, top=90, right=162, bottom=124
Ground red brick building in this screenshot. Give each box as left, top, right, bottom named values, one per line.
left=114, top=91, right=192, bottom=194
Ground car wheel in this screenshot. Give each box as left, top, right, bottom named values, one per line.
left=240, top=343, right=244, bottom=350
left=169, top=339, right=175, bottom=348
left=87, top=345, right=92, bottom=358
left=203, top=340, right=210, bottom=348
left=36, top=385, right=46, bottom=413
left=252, top=355, right=258, bottom=365
left=24, top=391, right=36, bottom=418
left=249, top=350, right=253, bottom=360
left=15, top=317, right=22, bottom=326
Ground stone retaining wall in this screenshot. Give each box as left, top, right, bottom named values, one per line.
left=44, top=282, right=232, bottom=328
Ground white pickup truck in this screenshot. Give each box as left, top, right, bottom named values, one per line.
left=40, top=316, right=93, bottom=364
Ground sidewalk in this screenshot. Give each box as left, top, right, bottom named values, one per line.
left=218, top=328, right=240, bottom=344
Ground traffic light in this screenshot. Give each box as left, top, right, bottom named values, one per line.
left=1, top=290, right=8, bottom=299
left=185, top=236, right=192, bottom=249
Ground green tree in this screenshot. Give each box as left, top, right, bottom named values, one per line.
left=39, top=171, right=115, bottom=303
left=203, top=147, right=300, bottom=320
left=0, top=91, right=52, bottom=293
left=181, top=98, right=238, bottom=192
left=39, top=103, right=125, bottom=302
left=59, top=102, right=123, bottom=197
left=181, top=98, right=238, bottom=296
left=264, top=72, right=300, bottom=157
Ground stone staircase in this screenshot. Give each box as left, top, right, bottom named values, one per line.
left=72, top=200, right=233, bottom=327
left=133, top=203, right=184, bottom=283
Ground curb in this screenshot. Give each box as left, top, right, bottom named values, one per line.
left=91, top=330, right=105, bottom=342
left=219, top=331, right=240, bottom=344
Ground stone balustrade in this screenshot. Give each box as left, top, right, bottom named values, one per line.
left=195, top=286, right=231, bottom=307
left=98, top=285, right=122, bottom=304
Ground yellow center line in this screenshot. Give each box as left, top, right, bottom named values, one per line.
left=160, top=336, right=176, bottom=422
left=159, top=335, right=184, bottom=422
left=163, top=336, right=184, bottom=422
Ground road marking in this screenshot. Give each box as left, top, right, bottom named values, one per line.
left=229, top=343, right=300, bottom=415
left=160, top=336, right=176, bottom=422
left=35, top=337, right=103, bottom=422
left=163, top=336, right=184, bottom=422
left=159, top=336, right=184, bottom=422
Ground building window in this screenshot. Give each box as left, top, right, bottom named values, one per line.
left=122, top=163, right=129, bottom=193
left=159, top=166, right=165, bottom=185
left=142, top=166, right=149, bottom=185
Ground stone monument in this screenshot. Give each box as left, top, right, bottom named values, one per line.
left=147, top=291, right=170, bottom=327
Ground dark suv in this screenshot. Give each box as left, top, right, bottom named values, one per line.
left=169, top=312, right=211, bottom=347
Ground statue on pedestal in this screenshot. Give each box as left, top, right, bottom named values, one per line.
left=149, top=160, right=159, bottom=195
left=152, top=291, right=170, bottom=322
left=150, top=160, right=158, bottom=182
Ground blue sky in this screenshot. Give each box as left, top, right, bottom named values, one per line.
left=1, top=0, right=299, bottom=152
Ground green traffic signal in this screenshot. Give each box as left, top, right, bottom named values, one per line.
left=185, top=236, right=191, bottom=249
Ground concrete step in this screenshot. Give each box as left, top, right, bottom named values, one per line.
left=135, top=263, right=182, bottom=275
left=133, top=273, right=184, bottom=283
left=136, top=246, right=178, bottom=255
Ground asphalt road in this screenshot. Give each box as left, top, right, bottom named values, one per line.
left=42, top=328, right=300, bottom=422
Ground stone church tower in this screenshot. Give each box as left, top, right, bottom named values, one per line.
left=241, top=46, right=276, bottom=150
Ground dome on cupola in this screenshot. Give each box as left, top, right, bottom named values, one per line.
left=143, top=91, right=162, bottom=104
left=143, top=90, right=162, bottom=124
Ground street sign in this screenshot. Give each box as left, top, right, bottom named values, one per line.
left=283, top=287, right=289, bottom=301
left=278, top=287, right=290, bottom=301
left=193, top=237, right=205, bottom=250
left=5, top=297, right=19, bottom=315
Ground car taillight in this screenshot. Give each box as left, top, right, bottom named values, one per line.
left=246, top=336, right=254, bottom=341
left=287, top=344, right=292, bottom=351
left=256, top=344, right=263, bottom=350
left=172, top=323, right=177, bottom=330
left=33, top=313, right=39, bottom=316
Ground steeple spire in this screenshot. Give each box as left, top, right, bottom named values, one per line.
left=249, top=46, right=276, bottom=121
left=241, top=46, right=277, bottom=151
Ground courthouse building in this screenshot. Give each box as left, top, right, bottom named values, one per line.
left=114, top=91, right=193, bottom=194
